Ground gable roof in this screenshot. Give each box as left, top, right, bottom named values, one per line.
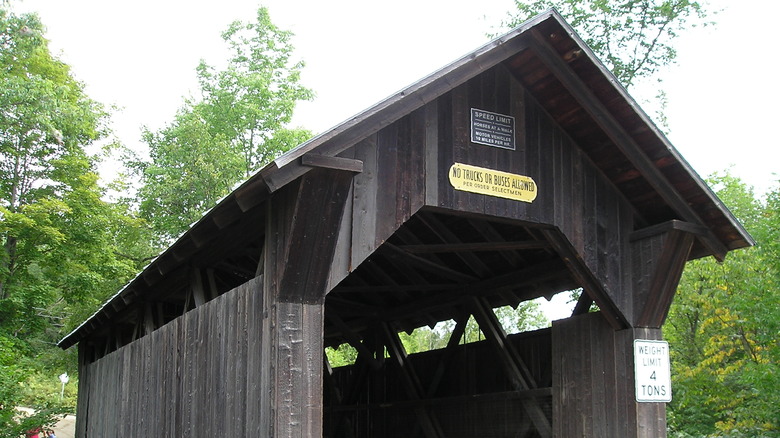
left=59, top=9, right=752, bottom=350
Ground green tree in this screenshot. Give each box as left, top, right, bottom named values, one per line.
left=502, top=0, right=711, bottom=88
left=196, top=9, right=314, bottom=174
left=0, top=5, right=151, bottom=328
left=666, top=174, right=780, bottom=436
left=0, top=334, right=67, bottom=438
left=1, top=8, right=103, bottom=299
left=134, top=7, right=313, bottom=242
left=495, top=301, right=548, bottom=334
left=0, top=8, right=153, bottom=424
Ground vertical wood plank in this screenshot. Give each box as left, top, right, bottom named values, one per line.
left=408, top=107, right=426, bottom=216
left=75, top=345, right=89, bottom=437
left=302, top=303, right=325, bottom=438
left=74, top=277, right=269, bottom=436
left=553, top=313, right=668, bottom=438
left=436, top=91, right=455, bottom=209
left=424, top=100, right=439, bottom=207
left=327, top=181, right=355, bottom=291
left=350, top=136, right=378, bottom=270
left=524, top=89, right=541, bottom=224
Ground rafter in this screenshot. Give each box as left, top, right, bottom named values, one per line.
left=469, top=297, right=552, bottom=437
left=398, top=240, right=550, bottom=254
left=527, top=29, right=728, bottom=261
left=381, top=322, right=445, bottom=438
left=380, top=243, right=478, bottom=283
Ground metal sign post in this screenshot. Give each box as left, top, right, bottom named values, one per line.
left=59, top=372, right=69, bottom=400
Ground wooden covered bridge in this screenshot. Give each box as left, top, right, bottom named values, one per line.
left=59, top=10, right=752, bottom=438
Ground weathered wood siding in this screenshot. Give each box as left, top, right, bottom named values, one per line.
left=552, top=312, right=666, bottom=437
left=324, top=328, right=552, bottom=437
left=262, top=177, right=333, bottom=437
left=329, top=65, right=637, bottom=324
left=630, top=225, right=696, bottom=327
left=76, top=276, right=270, bottom=437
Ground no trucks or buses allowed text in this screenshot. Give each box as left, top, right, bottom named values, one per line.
left=448, top=163, right=537, bottom=203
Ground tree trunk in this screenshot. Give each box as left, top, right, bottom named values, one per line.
left=0, top=235, right=17, bottom=300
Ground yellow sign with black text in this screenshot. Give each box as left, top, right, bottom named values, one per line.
left=448, top=163, right=537, bottom=203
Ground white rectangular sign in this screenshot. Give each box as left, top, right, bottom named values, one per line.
left=634, top=339, right=672, bottom=402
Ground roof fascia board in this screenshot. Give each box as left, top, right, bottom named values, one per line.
left=58, top=8, right=752, bottom=350
left=527, top=28, right=730, bottom=261
left=257, top=13, right=560, bottom=192
left=532, top=12, right=753, bottom=252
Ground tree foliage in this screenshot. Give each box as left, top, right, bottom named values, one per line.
left=666, top=174, right=780, bottom=436
left=326, top=302, right=550, bottom=369
left=503, top=2, right=778, bottom=434
left=133, top=7, right=313, bottom=243
left=0, top=7, right=152, bottom=427
left=503, top=0, right=710, bottom=88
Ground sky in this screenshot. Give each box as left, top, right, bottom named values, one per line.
left=14, top=0, right=779, bottom=196
left=12, top=0, right=780, bottom=320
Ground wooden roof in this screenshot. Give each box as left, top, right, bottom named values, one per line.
left=59, top=9, right=752, bottom=350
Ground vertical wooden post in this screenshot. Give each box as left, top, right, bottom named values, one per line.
left=260, top=167, right=356, bottom=437
left=75, top=342, right=90, bottom=438
left=630, top=221, right=698, bottom=328
left=552, top=312, right=666, bottom=437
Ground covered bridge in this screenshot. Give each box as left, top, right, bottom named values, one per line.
left=59, top=9, right=752, bottom=438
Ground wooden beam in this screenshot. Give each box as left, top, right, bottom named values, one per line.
left=542, top=229, right=629, bottom=330
left=182, top=288, right=191, bottom=316
left=424, top=313, right=468, bottom=397
left=330, top=347, right=374, bottom=436
left=571, top=289, right=594, bottom=316
left=277, top=167, right=355, bottom=304
left=324, top=259, right=574, bottom=341
left=233, top=177, right=270, bottom=212
left=214, top=261, right=255, bottom=281
left=394, top=224, right=478, bottom=279
left=470, top=298, right=537, bottom=390
left=398, top=240, right=551, bottom=254
left=376, top=244, right=438, bottom=290
left=205, top=268, right=218, bottom=300
left=381, top=243, right=478, bottom=283
left=415, top=213, right=493, bottom=278
left=170, top=238, right=196, bottom=263
left=381, top=323, right=444, bottom=438
left=191, top=268, right=207, bottom=307
left=301, top=153, right=364, bottom=173
left=528, top=30, right=729, bottom=261
left=332, top=283, right=462, bottom=294
left=211, top=198, right=243, bottom=230
left=467, top=218, right=525, bottom=267
left=323, top=355, right=343, bottom=405
left=469, top=297, right=552, bottom=437
left=630, top=219, right=707, bottom=242
left=322, top=387, right=553, bottom=413
left=375, top=259, right=570, bottom=323
left=376, top=312, right=469, bottom=438
left=155, top=252, right=179, bottom=276
left=635, top=229, right=695, bottom=328
left=326, top=314, right=380, bottom=368
left=254, top=243, right=265, bottom=277
left=142, top=302, right=155, bottom=336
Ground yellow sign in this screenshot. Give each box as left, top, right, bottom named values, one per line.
left=448, top=163, right=538, bottom=203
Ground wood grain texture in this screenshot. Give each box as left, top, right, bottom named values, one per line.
left=76, top=277, right=266, bottom=436
left=552, top=313, right=666, bottom=438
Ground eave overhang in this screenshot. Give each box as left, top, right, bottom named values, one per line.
left=58, top=9, right=753, bottom=350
